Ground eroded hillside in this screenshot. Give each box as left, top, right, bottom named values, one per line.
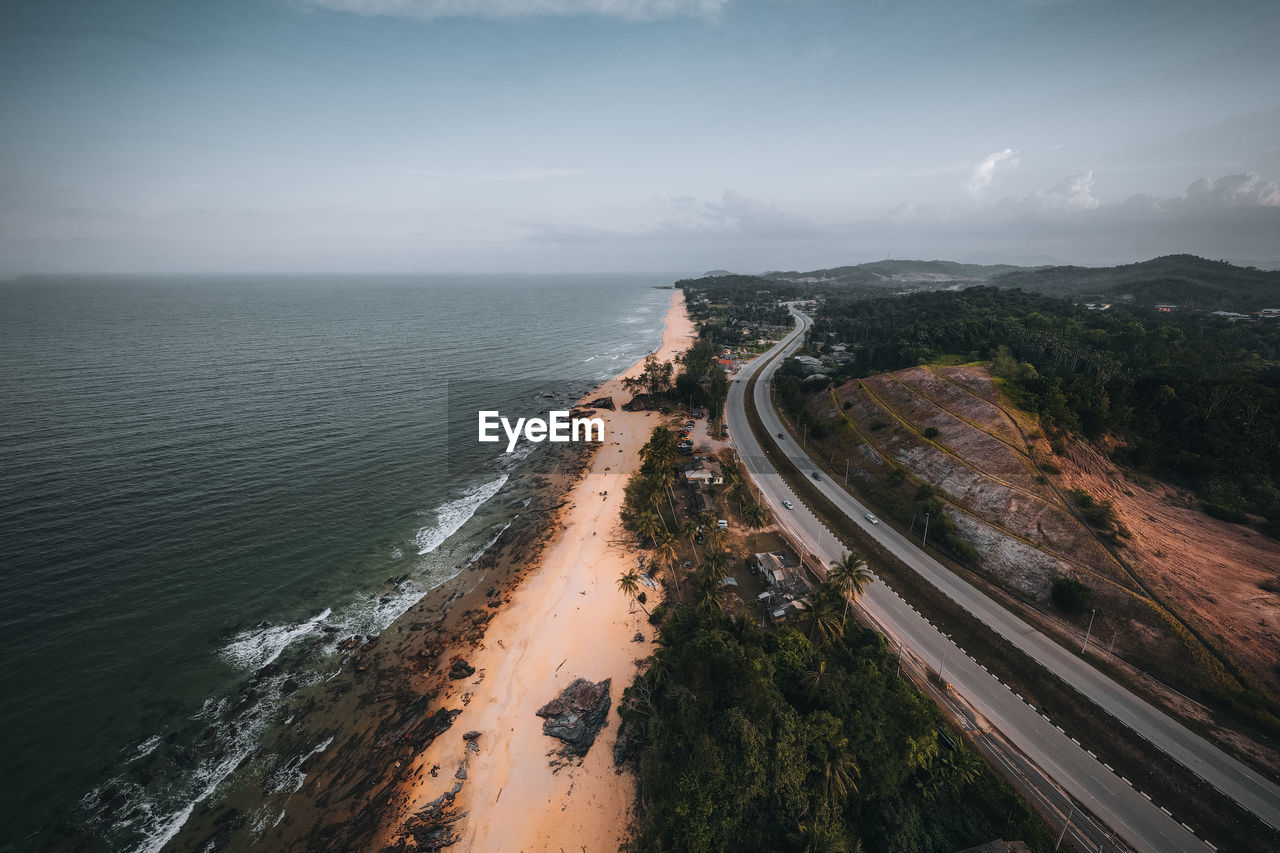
left=809, top=363, right=1280, bottom=709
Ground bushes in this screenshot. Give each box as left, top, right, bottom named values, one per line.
left=1203, top=502, right=1248, bottom=524
left=1052, top=578, right=1092, bottom=614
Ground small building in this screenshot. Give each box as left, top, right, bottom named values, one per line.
left=752, top=551, right=809, bottom=594
left=792, top=355, right=825, bottom=375
left=682, top=459, right=724, bottom=486
left=1155, top=303, right=1178, bottom=313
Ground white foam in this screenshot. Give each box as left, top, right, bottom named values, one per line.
left=127, top=735, right=161, bottom=763
left=415, top=475, right=507, bottom=555
left=266, top=736, right=334, bottom=794
left=219, top=608, right=332, bottom=671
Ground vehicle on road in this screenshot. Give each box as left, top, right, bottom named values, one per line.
left=782, top=500, right=793, bottom=510
left=865, top=513, right=879, bottom=524
left=777, top=432, right=784, bottom=439
left=812, top=471, right=821, bottom=481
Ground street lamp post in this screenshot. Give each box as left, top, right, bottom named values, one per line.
left=1081, top=608, right=1097, bottom=654
left=921, top=512, right=930, bottom=548
left=1054, top=804, right=1076, bottom=851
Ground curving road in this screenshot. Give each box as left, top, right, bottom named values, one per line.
left=725, top=305, right=1280, bottom=852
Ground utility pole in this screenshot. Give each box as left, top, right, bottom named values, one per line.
left=1081, top=608, right=1097, bottom=654
left=802, top=423, right=807, bottom=447
left=1104, top=629, right=1117, bottom=663
left=844, top=458, right=849, bottom=485
left=921, top=512, right=930, bottom=548
left=1054, top=804, right=1076, bottom=851
left=937, top=633, right=950, bottom=682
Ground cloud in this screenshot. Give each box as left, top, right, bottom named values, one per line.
left=1010, top=170, right=1099, bottom=212
left=966, top=148, right=1018, bottom=197
left=529, top=190, right=823, bottom=244
left=295, top=0, right=729, bottom=21
left=1180, top=172, right=1280, bottom=209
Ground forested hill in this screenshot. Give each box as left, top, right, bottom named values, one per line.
left=684, top=256, right=1280, bottom=311
left=989, top=255, right=1280, bottom=311
left=765, top=260, right=1025, bottom=288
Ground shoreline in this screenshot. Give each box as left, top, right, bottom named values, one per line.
left=378, top=287, right=695, bottom=850
left=175, top=289, right=694, bottom=851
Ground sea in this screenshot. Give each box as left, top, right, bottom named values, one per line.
left=0, top=274, right=676, bottom=852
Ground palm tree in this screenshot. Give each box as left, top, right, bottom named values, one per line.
left=742, top=501, right=768, bottom=530
left=815, top=733, right=860, bottom=805
left=803, top=585, right=846, bottom=647
left=827, top=551, right=872, bottom=620
left=617, top=568, right=649, bottom=615
left=633, top=510, right=662, bottom=547
left=643, top=480, right=672, bottom=534
left=696, top=548, right=732, bottom=588
left=653, top=532, right=682, bottom=595
left=694, top=576, right=723, bottom=619
left=679, top=518, right=702, bottom=569
left=653, top=464, right=679, bottom=522
left=706, top=517, right=727, bottom=550
left=802, top=659, right=829, bottom=703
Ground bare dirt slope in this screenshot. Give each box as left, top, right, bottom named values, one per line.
left=820, top=363, right=1280, bottom=705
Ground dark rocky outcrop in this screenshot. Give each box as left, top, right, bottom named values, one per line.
left=587, top=396, right=615, bottom=410
left=621, top=394, right=660, bottom=411
left=447, top=658, right=475, bottom=680
left=536, top=677, right=611, bottom=757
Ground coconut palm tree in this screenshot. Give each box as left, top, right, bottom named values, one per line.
left=678, top=517, right=702, bottom=569
left=617, top=568, right=649, bottom=615
left=827, top=551, right=872, bottom=620
left=742, top=501, right=768, bottom=529
left=814, top=732, right=860, bottom=805
left=694, top=576, right=723, bottom=619
left=653, top=532, right=682, bottom=595
left=633, top=510, right=662, bottom=547
left=803, top=584, right=847, bottom=647
left=802, top=659, right=829, bottom=703
left=696, top=548, right=732, bottom=588
left=641, top=480, right=670, bottom=533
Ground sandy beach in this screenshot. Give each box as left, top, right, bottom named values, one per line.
left=380, top=288, right=696, bottom=850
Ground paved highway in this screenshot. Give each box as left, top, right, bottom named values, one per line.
left=724, top=306, right=1279, bottom=851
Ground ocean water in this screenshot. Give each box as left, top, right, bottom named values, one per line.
left=0, top=274, right=673, bottom=851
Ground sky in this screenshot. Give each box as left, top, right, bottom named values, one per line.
left=1, top=0, right=1279, bottom=275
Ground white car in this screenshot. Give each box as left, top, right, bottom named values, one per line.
left=865, top=513, right=879, bottom=524
left=782, top=500, right=793, bottom=510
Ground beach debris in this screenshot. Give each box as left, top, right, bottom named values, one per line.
left=448, top=658, right=475, bottom=680
left=536, top=677, right=612, bottom=758
left=633, top=632, right=645, bottom=642
left=462, top=730, right=481, bottom=741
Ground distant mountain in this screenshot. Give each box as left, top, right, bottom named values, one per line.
left=989, top=254, right=1280, bottom=311
left=764, top=259, right=1029, bottom=288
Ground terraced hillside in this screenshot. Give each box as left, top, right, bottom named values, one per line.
left=807, top=363, right=1280, bottom=713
